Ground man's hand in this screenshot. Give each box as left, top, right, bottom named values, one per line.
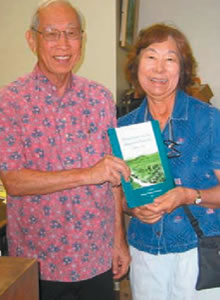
left=89, top=155, right=130, bottom=186
left=112, top=237, right=131, bottom=280
left=112, top=186, right=131, bottom=280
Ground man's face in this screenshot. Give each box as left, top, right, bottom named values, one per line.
left=28, top=3, right=82, bottom=83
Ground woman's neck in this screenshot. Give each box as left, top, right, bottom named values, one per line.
left=148, top=97, right=175, bottom=130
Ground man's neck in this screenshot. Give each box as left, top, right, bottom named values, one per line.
left=54, top=73, right=72, bottom=97
left=38, top=64, right=72, bottom=97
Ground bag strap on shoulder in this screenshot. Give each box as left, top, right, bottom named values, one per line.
left=183, top=205, right=204, bottom=238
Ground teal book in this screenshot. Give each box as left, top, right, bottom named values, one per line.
left=108, top=121, right=174, bottom=208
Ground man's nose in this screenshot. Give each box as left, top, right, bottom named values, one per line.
left=56, top=31, right=70, bottom=47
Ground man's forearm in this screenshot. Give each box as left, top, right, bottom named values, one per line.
left=113, top=186, right=127, bottom=242
left=0, top=168, right=91, bottom=196
left=0, top=155, right=131, bottom=197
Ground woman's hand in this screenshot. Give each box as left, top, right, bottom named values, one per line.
left=146, top=186, right=194, bottom=214
left=130, top=205, right=164, bottom=224
left=129, top=186, right=195, bottom=223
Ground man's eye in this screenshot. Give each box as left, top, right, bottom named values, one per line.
left=67, top=31, right=76, bottom=37
left=46, top=31, right=58, bottom=38
left=67, top=30, right=80, bottom=37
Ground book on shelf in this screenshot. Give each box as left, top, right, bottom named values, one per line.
left=108, top=121, right=174, bottom=208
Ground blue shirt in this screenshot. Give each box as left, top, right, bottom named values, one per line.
left=118, top=90, right=220, bottom=254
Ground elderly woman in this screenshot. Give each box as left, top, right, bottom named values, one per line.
left=118, top=23, right=220, bottom=300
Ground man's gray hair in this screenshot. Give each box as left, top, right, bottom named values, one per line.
left=30, top=0, right=84, bottom=30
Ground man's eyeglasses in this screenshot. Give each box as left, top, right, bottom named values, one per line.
left=31, top=27, right=84, bottom=41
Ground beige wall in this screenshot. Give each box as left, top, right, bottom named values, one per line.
left=0, top=0, right=117, bottom=100
left=73, top=1, right=117, bottom=98
left=116, top=0, right=130, bottom=102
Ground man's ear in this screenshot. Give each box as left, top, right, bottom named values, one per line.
left=26, top=30, right=37, bottom=55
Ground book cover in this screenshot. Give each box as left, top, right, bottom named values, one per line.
left=108, top=121, right=174, bottom=208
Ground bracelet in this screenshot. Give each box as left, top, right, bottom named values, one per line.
left=194, top=189, right=202, bottom=205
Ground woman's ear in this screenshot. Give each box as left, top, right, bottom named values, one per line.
left=26, top=30, right=37, bottom=55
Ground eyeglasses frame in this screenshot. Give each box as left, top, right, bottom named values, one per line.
left=31, top=27, right=84, bottom=41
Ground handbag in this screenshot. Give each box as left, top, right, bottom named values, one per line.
left=183, top=205, right=220, bottom=290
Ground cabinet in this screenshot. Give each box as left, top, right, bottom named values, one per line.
left=0, top=257, right=39, bottom=300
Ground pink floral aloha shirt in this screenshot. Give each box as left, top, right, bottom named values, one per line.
left=0, top=65, right=117, bottom=281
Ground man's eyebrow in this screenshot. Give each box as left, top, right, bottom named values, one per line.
left=42, top=23, right=80, bottom=29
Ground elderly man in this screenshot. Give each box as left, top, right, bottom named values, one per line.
left=0, top=1, right=130, bottom=299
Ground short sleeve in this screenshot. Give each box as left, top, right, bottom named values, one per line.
left=0, top=88, right=26, bottom=170
left=209, top=107, right=220, bottom=170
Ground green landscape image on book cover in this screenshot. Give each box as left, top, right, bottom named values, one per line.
left=126, top=152, right=165, bottom=190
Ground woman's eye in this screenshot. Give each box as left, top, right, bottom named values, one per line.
left=167, top=57, right=178, bottom=62
left=147, top=55, right=155, bottom=60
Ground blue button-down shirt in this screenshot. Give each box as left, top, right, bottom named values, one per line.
left=118, top=90, right=220, bottom=254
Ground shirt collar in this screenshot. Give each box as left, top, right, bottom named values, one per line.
left=32, top=64, right=74, bottom=95
left=142, top=89, right=189, bottom=122
left=171, top=90, right=189, bottom=121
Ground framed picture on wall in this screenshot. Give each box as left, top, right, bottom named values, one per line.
left=120, top=0, right=139, bottom=49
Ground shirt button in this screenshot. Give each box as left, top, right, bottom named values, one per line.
left=156, top=231, right=161, bottom=237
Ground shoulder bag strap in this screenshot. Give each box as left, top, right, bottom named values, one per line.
left=183, top=205, right=204, bottom=238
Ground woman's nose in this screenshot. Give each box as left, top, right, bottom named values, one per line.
left=154, top=60, right=165, bottom=73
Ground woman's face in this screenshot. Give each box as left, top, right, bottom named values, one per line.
left=137, top=37, right=181, bottom=102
